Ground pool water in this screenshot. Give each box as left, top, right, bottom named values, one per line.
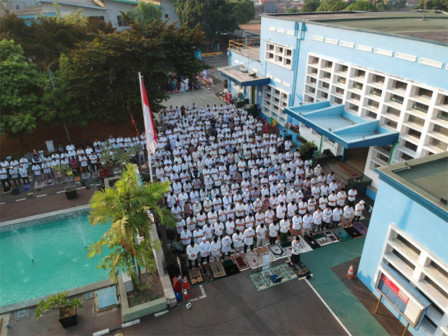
left=0, top=214, right=111, bottom=307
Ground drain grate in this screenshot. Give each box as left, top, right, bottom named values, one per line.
left=83, top=291, right=94, bottom=300
left=16, top=309, right=28, bottom=319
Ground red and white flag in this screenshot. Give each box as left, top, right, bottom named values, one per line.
left=139, top=74, right=158, bottom=154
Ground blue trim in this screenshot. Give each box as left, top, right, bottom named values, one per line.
left=377, top=169, right=448, bottom=222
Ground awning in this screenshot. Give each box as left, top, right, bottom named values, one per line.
left=217, top=65, right=270, bottom=86
left=285, top=101, right=399, bottom=149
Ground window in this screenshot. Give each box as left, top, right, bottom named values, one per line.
left=436, top=110, right=448, bottom=122
left=402, top=140, right=417, bottom=152
left=372, top=74, right=385, bottom=84
left=117, top=15, right=126, bottom=27
left=411, top=102, right=429, bottom=113
left=165, top=14, right=169, bottom=19
left=392, top=80, right=407, bottom=91
left=432, top=124, right=448, bottom=137
left=365, top=110, right=377, bottom=119
left=266, top=42, right=293, bottom=69
left=263, top=85, right=289, bottom=126
left=389, top=94, right=404, bottom=105
left=416, top=87, right=433, bottom=100
left=369, top=87, right=382, bottom=97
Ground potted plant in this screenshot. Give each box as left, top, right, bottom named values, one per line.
left=65, top=185, right=78, bottom=200
left=35, top=292, right=83, bottom=328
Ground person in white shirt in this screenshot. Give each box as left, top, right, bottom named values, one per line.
left=214, top=220, right=225, bottom=240
left=221, top=234, right=232, bottom=259
left=268, top=221, right=279, bottom=245
left=193, top=226, right=204, bottom=245
left=312, top=209, right=323, bottom=233
left=290, top=235, right=302, bottom=266
left=331, top=206, right=341, bottom=227
left=287, top=201, right=297, bottom=218
left=19, top=165, right=30, bottom=184
left=328, top=191, right=337, bottom=209
left=187, top=241, right=199, bottom=269
left=199, top=237, right=211, bottom=265
left=279, top=217, right=291, bottom=243
left=322, top=206, right=333, bottom=229
left=180, top=227, right=192, bottom=249
left=243, top=227, right=255, bottom=253
left=210, top=236, right=221, bottom=262
left=292, top=214, right=302, bottom=237
left=255, top=223, right=267, bottom=247
left=342, top=204, right=354, bottom=228
left=353, top=200, right=365, bottom=222
left=348, top=187, right=358, bottom=204
left=337, top=190, right=347, bottom=207
left=32, top=163, right=43, bottom=182
left=302, top=211, right=313, bottom=236
left=276, top=202, right=286, bottom=220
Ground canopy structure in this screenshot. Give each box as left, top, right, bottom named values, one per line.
left=217, top=65, right=270, bottom=87
left=285, top=101, right=399, bottom=149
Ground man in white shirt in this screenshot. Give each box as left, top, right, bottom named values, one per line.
left=199, top=237, right=211, bottom=265
left=332, top=206, right=343, bottom=227
left=279, top=217, right=291, bottom=243
left=353, top=200, right=365, bottom=222
left=256, top=223, right=267, bottom=247
left=322, top=206, right=333, bottom=230
left=292, top=214, right=302, bottom=237
left=268, top=221, right=279, bottom=245
left=180, top=227, right=192, bottom=250
left=302, top=211, right=313, bottom=237
left=210, top=237, right=221, bottom=262
left=312, top=208, right=323, bottom=233
left=221, top=234, right=232, bottom=259
left=243, top=227, right=255, bottom=253
left=187, top=241, right=199, bottom=269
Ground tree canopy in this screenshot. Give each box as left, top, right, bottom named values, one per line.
left=345, top=0, right=378, bottom=10
left=316, top=0, right=349, bottom=11
left=416, top=0, right=448, bottom=10
left=174, top=0, right=254, bottom=44
left=44, top=20, right=206, bottom=126
left=301, top=0, right=321, bottom=12
left=0, top=39, right=42, bottom=136
left=125, top=2, right=163, bottom=27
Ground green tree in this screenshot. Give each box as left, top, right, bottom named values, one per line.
left=231, top=0, right=255, bottom=24
left=175, top=0, right=240, bottom=45
left=286, top=7, right=301, bottom=13
left=416, top=0, right=448, bottom=10
left=345, top=0, right=378, bottom=10
left=88, top=163, right=176, bottom=287
left=0, top=11, right=114, bottom=70
left=317, top=0, right=349, bottom=11
left=48, top=21, right=205, bottom=126
left=301, top=0, right=321, bottom=12
left=0, top=39, right=42, bottom=137
left=125, top=2, right=163, bottom=27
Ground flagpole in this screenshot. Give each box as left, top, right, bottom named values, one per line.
left=138, top=72, right=154, bottom=183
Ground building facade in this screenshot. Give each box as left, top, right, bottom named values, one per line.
left=221, top=12, right=448, bottom=189
left=357, top=152, right=448, bottom=336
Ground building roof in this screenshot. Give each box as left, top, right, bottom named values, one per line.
left=377, top=152, right=448, bottom=217
left=262, top=12, right=448, bottom=44
left=285, top=101, right=399, bottom=149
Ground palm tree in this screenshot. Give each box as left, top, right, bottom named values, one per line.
left=88, top=163, right=175, bottom=289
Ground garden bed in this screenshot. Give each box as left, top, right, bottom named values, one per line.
left=127, top=273, right=164, bottom=308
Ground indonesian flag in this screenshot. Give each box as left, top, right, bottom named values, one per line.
left=139, top=74, right=158, bottom=154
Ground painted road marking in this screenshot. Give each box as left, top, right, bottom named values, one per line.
left=305, top=279, right=352, bottom=336
left=15, top=198, right=26, bottom=202
left=190, top=284, right=207, bottom=302
left=36, top=194, right=47, bottom=198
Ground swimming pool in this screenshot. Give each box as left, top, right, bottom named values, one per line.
left=0, top=213, right=111, bottom=307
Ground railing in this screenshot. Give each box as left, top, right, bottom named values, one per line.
left=228, top=39, right=260, bottom=60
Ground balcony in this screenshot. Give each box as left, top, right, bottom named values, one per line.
left=229, top=39, right=260, bottom=61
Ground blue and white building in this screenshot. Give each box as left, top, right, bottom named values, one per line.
left=219, top=12, right=448, bottom=190
left=358, top=152, right=448, bottom=336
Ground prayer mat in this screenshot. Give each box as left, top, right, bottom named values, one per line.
left=45, top=178, right=54, bottom=186
left=249, top=263, right=297, bottom=291
left=231, top=255, right=250, bottom=272
left=223, top=259, right=239, bottom=276
left=188, top=267, right=203, bottom=285
left=200, top=264, right=214, bottom=282
left=333, top=227, right=352, bottom=241
left=255, top=246, right=276, bottom=262
left=287, top=261, right=313, bottom=280
left=34, top=181, right=44, bottom=190
left=304, top=234, right=320, bottom=249
left=324, top=230, right=339, bottom=243
left=22, top=183, right=31, bottom=192
left=353, top=221, right=368, bottom=236
left=298, top=237, right=313, bottom=254
left=344, top=226, right=363, bottom=239
left=312, top=233, right=333, bottom=247
left=245, top=251, right=262, bottom=270
left=210, top=261, right=226, bottom=278
left=268, top=244, right=287, bottom=261
left=81, top=172, right=91, bottom=180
